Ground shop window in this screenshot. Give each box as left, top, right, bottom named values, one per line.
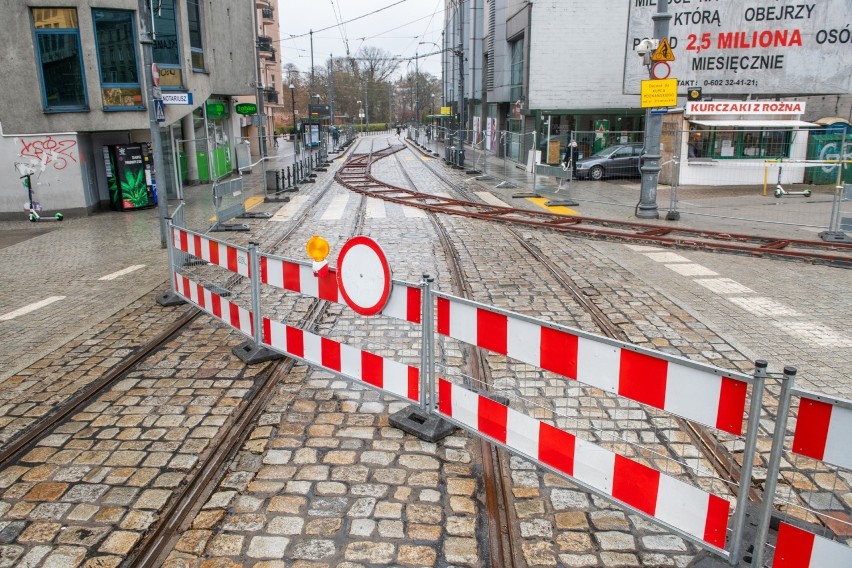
left=153, top=0, right=183, bottom=88
left=509, top=38, right=523, bottom=103
left=688, top=127, right=791, bottom=159
left=93, top=9, right=143, bottom=110
left=187, top=0, right=205, bottom=71
left=32, top=8, right=88, bottom=112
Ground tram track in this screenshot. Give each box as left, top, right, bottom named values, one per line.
left=339, top=139, right=852, bottom=268
left=0, top=138, right=368, bottom=566
left=356, top=137, right=763, bottom=563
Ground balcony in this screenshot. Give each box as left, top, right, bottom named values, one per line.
left=264, top=88, right=279, bottom=104
left=262, top=48, right=276, bottom=62
left=257, top=35, right=273, bottom=52
left=261, top=7, right=274, bottom=21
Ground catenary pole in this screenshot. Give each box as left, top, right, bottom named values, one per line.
left=138, top=0, right=170, bottom=248
left=636, top=0, right=671, bottom=219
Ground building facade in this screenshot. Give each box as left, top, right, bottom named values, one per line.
left=0, top=0, right=255, bottom=219
left=446, top=0, right=852, bottom=173
left=235, top=0, right=285, bottom=162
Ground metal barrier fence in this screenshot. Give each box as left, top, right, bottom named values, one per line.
left=157, top=224, right=852, bottom=566
left=752, top=373, right=852, bottom=567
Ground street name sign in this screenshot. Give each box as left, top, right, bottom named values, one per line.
left=162, top=93, right=193, bottom=105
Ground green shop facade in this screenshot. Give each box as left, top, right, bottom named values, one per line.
left=175, top=97, right=234, bottom=183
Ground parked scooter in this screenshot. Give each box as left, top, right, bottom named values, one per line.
left=16, top=162, right=63, bottom=222
left=774, top=165, right=811, bottom=198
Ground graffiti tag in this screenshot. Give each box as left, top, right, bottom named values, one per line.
left=19, top=136, right=78, bottom=171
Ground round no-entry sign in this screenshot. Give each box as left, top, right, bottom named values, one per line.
left=337, top=236, right=392, bottom=316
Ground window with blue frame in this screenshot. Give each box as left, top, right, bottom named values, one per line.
left=153, top=0, right=184, bottom=88
left=93, top=9, right=143, bottom=110
left=32, top=8, right=87, bottom=111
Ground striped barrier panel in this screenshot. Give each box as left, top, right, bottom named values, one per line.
left=435, top=293, right=753, bottom=435
left=259, top=254, right=421, bottom=324
left=172, top=226, right=250, bottom=278
left=174, top=273, right=253, bottom=337
left=772, top=522, right=852, bottom=568
left=170, top=272, right=420, bottom=404
left=791, top=394, right=852, bottom=469
left=438, top=378, right=729, bottom=548
left=262, top=317, right=420, bottom=403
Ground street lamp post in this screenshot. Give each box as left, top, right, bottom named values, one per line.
left=357, top=99, right=363, bottom=133
left=289, top=83, right=298, bottom=163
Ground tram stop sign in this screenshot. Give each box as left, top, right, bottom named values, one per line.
left=336, top=236, right=392, bottom=316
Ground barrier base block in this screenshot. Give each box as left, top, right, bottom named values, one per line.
left=819, top=230, right=852, bottom=243
left=238, top=211, right=273, bottom=219
left=265, top=193, right=291, bottom=203
left=389, top=406, right=456, bottom=443
left=511, top=192, right=540, bottom=199
left=211, top=222, right=250, bottom=232
left=545, top=199, right=579, bottom=207
left=233, top=340, right=284, bottom=365
left=155, top=291, right=185, bottom=307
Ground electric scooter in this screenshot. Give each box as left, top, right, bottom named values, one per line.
left=16, top=162, right=63, bottom=222
left=774, top=165, right=811, bottom=198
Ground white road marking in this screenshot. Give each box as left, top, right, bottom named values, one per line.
left=402, top=206, right=428, bottom=218
left=0, top=296, right=66, bottom=321
left=270, top=195, right=310, bottom=222
left=98, top=265, right=146, bottom=281
left=475, top=192, right=508, bottom=207
left=626, top=245, right=665, bottom=252
left=772, top=320, right=852, bottom=348
left=665, top=263, right=718, bottom=277
left=320, top=194, right=350, bottom=220
left=366, top=198, right=386, bottom=219
left=693, top=278, right=755, bottom=295
left=645, top=252, right=691, bottom=263
left=726, top=297, right=801, bottom=317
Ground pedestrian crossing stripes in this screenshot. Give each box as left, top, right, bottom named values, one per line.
left=320, top=194, right=350, bottom=220
left=270, top=195, right=310, bottom=222
left=366, top=198, right=386, bottom=219
left=0, top=296, right=65, bottom=321
left=474, top=192, right=508, bottom=207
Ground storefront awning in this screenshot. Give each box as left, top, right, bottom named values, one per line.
left=688, top=119, right=819, bottom=128
left=426, top=114, right=453, bottom=119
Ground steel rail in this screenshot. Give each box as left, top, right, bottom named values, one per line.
left=390, top=138, right=759, bottom=558
left=333, top=141, right=852, bottom=267
left=390, top=149, right=518, bottom=568
left=132, top=138, right=372, bottom=566
left=0, top=308, right=200, bottom=470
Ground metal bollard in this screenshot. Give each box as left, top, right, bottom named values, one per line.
left=274, top=170, right=281, bottom=191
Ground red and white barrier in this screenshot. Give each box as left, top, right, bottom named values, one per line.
left=791, top=395, right=852, bottom=470
left=436, top=296, right=749, bottom=435
left=773, top=522, right=852, bottom=568
left=174, top=273, right=253, bottom=336
left=263, top=317, right=420, bottom=403
left=260, top=255, right=421, bottom=323
left=437, top=378, right=729, bottom=548
left=172, top=227, right=250, bottom=278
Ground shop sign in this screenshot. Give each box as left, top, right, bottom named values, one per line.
left=205, top=99, right=229, bottom=119
left=685, top=100, right=806, bottom=115
left=235, top=102, right=258, bottom=115
left=440, top=106, right=451, bottom=115
left=625, top=0, right=852, bottom=95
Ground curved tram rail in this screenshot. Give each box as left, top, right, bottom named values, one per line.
left=336, top=143, right=852, bottom=268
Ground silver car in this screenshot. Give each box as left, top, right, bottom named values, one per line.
left=574, top=143, right=644, bottom=180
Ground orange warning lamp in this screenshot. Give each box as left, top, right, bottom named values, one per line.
left=306, top=235, right=330, bottom=277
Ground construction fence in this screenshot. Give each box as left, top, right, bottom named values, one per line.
left=158, top=217, right=851, bottom=567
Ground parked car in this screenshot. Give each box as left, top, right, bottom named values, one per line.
left=574, top=143, right=644, bottom=180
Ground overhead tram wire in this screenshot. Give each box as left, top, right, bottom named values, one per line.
left=282, top=0, right=411, bottom=41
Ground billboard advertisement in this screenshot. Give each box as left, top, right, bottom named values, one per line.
left=104, top=144, right=157, bottom=211
left=624, top=0, right=852, bottom=95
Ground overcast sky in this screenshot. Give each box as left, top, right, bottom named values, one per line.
left=277, top=0, right=445, bottom=79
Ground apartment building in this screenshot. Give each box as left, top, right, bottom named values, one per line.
left=0, top=1, right=255, bottom=219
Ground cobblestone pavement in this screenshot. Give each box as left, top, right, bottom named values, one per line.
left=0, top=133, right=849, bottom=567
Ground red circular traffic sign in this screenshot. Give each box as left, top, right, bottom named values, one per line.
left=337, top=236, right=392, bottom=316
left=651, top=61, right=671, bottom=80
